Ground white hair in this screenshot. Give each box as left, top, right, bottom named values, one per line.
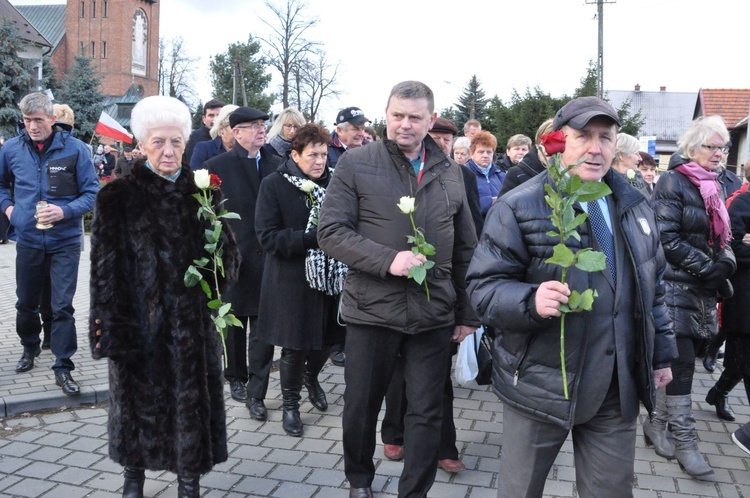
left=130, top=96, right=192, bottom=143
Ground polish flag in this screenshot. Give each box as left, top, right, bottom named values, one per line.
left=94, top=111, right=133, bottom=144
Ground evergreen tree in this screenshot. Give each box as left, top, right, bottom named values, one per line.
left=209, top=34, right=274, bottom=111
left=56, top=55, right=105, bottom=142
left=454, top=75, right=488, bottom=131
left=191, top=100, right=204, bottom=130
left=0, top=18, right=33, bottom=138
left=39, top=57, right=61, bottom=96
left=487, top=87, right=566, bottom=148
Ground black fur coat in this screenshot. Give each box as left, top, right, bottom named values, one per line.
left=89, top=161, right=239, bottom=475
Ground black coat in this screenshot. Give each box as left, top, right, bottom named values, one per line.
left=722, top=188, right=750, bottom=337
left=467, top=168, right=677, bottom=426
left=255, top=158, right=345, bottom=350
left=498, top=149, right=546, bottom=198
left=204, top=144, right=281, bottom=316
left=89, top=161, right=239, bottom=475
left=185, top=125, right=212, bottom=164
left=652, top=161, right=736, bottom=339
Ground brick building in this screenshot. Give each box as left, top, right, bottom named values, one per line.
left=14, top=0, right=160, bottom=127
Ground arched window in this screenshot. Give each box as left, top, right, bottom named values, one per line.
left=131, top=9, right=147, bottom=76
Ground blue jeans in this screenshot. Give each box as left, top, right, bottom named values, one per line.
left=16, top=243, right=81, bottom=373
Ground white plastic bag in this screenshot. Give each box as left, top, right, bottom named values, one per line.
left=455, top=326, right=483, bottom=386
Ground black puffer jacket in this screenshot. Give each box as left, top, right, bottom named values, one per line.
left=498, top=149, right=546, bottom=197
left=652, top=155, right=736, bottom=339
left=467, top=168, right=676, bottom=427
left=722, top=187, right=750, bottom=338
left=318, top=136, right=480, bottom=333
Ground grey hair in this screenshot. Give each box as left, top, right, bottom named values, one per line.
left=209, top=104, right=238, bottom=139
left=453, top=136, right=471, bottom=151
left=613, top=133, right=640, bottom=163
left=267, top=107, right=306, bottom=141
left=130, top=96, right=192, bottom=142
left=20, top=92, right=54, bottom=117
left=387, top=81, right=434, bottom=113
left=506, top=134, right=532, bottom=149
left=678, top=115, right=730, bottom=161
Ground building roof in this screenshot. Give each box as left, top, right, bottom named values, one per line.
left=15, top=4, right=66, bottom=50
left=608, top=88, right=697, bottom=142
left=0, top=0, right=50, bottom=48
left=696, top=89, right=750, bottom=129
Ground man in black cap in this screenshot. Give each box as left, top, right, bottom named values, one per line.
left=203, top=107, right=281, bottom=419
left=327, top=106, right=370, bottom=170
left=186, top=99, right=224, bottom=164
left=114, top=147, right=135, bottom=178
left=466, top=96, right=676, bottom=496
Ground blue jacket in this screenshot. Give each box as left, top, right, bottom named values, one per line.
left=466, top=159, right=506, bottom=217
left=0, top=126, right=99, bottom=250
left=189, top=136, right=227, bottom=170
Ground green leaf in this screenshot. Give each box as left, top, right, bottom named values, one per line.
left=225, top=313, right=243, bottom=327
left=546, top=243, right=576, bottom=268
left=406, top=235, right=416, bottom=244
left=183, top=266, right=202, bottom=287
left=204, top=242, right=217, bottom=254
left=199, top=279, right=212, bottom=299
left=567, top=290, right=582, bottom=310
left=563, top=212, right=589, bottom=234
left=575, top=181, right=612, bottom=203
left=575, top=248, right=607, bottom=272
left=578, top=288, right=597, bottom=311
left=559, top=304, right=571, bottom=313
left=422, top=242, right=436, bottom=256
left=215, top=316, right=226, bottom=330
left=193, top=257, right=210, bottom=267
left=218, top=303, right=231, bottom=317
left=207, top=299, right=222, bottom=309
left=565, top=174, right=582, bottom=195
left=422, top=260, right=435, bottom=269
left=212, top=222, right=222, bottom=243
left=410, top=264, right=426, bottom=284
left=412, top=247, right=420, bottom=256
left=219, top=212, right=241, bottom=220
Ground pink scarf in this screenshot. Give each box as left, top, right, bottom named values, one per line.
left=675, top=162, right=731, bottom=249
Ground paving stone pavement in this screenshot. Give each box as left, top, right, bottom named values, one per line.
left=1, top=237, right=750, bottom=497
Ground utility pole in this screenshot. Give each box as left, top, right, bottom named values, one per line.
left=586, top=0, right=615, bottom=98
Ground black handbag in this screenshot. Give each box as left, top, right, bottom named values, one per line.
left=474, top=330, right=493, bottom=385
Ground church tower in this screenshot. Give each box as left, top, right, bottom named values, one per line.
left=64, top=0, right=159, bottom=97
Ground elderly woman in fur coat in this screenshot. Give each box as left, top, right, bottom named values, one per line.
left=89, top=96, right=239, bottom=498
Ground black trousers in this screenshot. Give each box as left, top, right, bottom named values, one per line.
left=666, top=336, right=703, bottom=396
left=224, top=315, right=274, bottom=399
left=343, top=323, right=451, bottom=498
left=381, top=342, right=459, bottom=460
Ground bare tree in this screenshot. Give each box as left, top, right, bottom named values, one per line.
left=261, top=0, right=319, bottom=108
left=158, top=36, right=199, bottom=107
left=295, top=50, right=341, bottom=123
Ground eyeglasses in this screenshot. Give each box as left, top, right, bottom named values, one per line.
left=702, top=144, right=729, bottom=154
left=234, top=122, right=264, bottom=131
left=283, top=124, right=299, bottom=130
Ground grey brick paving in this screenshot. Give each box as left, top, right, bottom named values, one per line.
left=2, top=237, right=750, bottom=496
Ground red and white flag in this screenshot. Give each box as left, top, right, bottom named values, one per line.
left=94, top=111, right=133, bottom=144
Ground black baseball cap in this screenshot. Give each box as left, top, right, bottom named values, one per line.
left=552, top=96, right=621, bottom=131
left=335, top=107, right=370, bottom=126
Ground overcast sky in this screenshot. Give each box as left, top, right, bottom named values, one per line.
left=11, top=0, right=750, bottom=127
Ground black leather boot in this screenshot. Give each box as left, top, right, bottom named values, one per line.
left=122, top=467, right=145, bottom=498
left=280, top=349, right=304, bottom=437
left=703, top=331, right=725, bottom=372
left=177, top=474, right=200, bottom=498
left=707, top=370, right=742, bottom=421
left=304, top=349, right=330, bottom=412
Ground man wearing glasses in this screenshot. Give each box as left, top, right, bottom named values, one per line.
left=203, top=107, right=281, bottom=419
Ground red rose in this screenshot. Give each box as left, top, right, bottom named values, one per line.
left=540, top=130, right=566, bottom=155
left=209, top=174, right=222, bottom=189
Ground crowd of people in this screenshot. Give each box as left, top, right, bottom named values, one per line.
left=1, top=86, right=749, bottom=498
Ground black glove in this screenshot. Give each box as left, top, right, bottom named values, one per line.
left=303, top=229, right=319, bottom=249
left=704, top=260, right=734, bottom=290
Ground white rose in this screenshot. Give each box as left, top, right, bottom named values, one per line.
left=626, top=169, right=636, bottom=180
left=194, top=169, right=210, bottom=189
left=300, top=180, right=316, bottom=193
left=397, top=196, right=415, bottom=214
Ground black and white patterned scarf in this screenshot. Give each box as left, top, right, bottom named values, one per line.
left=282, top=172, right=348, bottom=295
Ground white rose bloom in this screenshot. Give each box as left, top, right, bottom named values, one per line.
left=626, top=169, right=636, bottom=180
left=301, top=180, right=316, bottom=193
left=397, top=196, right=416, bottom=214
left=194, top=169, right=210, bottom=189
